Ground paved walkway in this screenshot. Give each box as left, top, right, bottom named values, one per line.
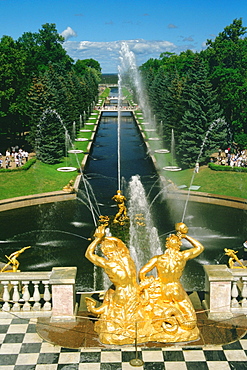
left=1, top=302, right=247, bottom=369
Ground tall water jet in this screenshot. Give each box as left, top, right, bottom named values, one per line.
left=127, top=175, right=162, bottom=272
left=119, top=42, right=152, bottom=127
left=181, top=118, right=228, bottom=222
left=171, top=128, right=175, bottom=166
left=72, top=121, right=76, bottom=141
left=117, top=66, right=122, bottom=190
left=162, top=129, right=181, bottom=171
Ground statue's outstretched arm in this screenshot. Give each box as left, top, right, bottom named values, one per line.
left=181, top=235, right=204, bottom=260
left=85, top=226, right=106, bottom=268
left=139, top=256, right=158, bottom=281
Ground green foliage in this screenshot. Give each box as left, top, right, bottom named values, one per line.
left=36, top=109, right=65, bottom=164
left=208, top=162, right=247, bottom=172
left=100, top=74, right=118, bottom=84
left=176, top=59, right=227, bottom=168
left=204, top=18, right=247, bottom=148
left=0, top=23, right=101, bottom=151
left=0, top=157, right=36, bottom=172
left=141, top=18, right=247, bottom=169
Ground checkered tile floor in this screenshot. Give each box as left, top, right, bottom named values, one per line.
left=0, top=317, right=247, bottom=369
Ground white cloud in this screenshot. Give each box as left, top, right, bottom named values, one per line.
left=168, top=23, right=178, bottom=29
left=63, top=39, right=192, bottom=73
left=61, top=27, right=77, bottom=41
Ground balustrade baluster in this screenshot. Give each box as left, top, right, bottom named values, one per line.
left=231, top=279, right=240, bottom=308
left=42, top=281, right=51, bottom=311
left=241, top=277, right=247, bottom=308
left=11, top=281, right=20, bottom=311
left=22, top=281, right=31, bottom=311
left=32, top=282, right=41, bottom=310
left=1, top=281, right=10, bottom=311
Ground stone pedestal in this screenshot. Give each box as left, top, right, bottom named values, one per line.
left=50, top=267, right=77, bottom=322
left=203, top=265, right=233, bottom=320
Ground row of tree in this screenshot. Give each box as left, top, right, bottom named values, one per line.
left=139, top=19, right=247, bottom=168
left=0, top=23, right=101, bottom=162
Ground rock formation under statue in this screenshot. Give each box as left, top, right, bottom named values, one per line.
left=85, top=221, right=204, bottom=345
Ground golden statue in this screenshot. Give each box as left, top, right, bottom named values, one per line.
left=225, top=248, right=247, bottom=269
left=139, top=222, right=204, bottom=342
left=63, top=180, right=75, bottom=193
left=1, top=246, right=31, bottom=273
left=112, top=190, right=128, bottom=225
left=85, top=225, right=142, bottom=344
left=85, top=221, right=204, bottom=345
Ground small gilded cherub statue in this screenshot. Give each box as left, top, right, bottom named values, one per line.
left=224, top=248, right=247, bottom=269
left=112, top=190, right=129, bottom=225
left=1, top=246, right=31, bottom=273
left=63, top=180, right=75, bottom=193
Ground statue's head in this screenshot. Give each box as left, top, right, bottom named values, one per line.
left=101, top=237, right=129, bottom=259
left=165, top=234, right=182, bottom=250
left=175, top=222, right=188, bottom=234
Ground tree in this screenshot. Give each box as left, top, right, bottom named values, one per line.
left=36, top=109, right=65, bottom=164
left=74, top=59, right=101, bottom=74
left=204, top=18, right=247, bottom=148
left=176, top=59, right=227, bottom=168
left=0, top=35, right=28, bottom=138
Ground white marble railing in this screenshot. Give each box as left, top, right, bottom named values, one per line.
left=98, top=106, right=137, bottom=111
left=203, top=265, right=247, bottom=320
left=0, top=267, right=77, bottom=320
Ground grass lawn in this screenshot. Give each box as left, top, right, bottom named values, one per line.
left=0, top=111, right=100, bottom=200
left=165, top=166, right=247, bottom=199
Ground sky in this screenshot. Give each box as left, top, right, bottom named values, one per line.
left=1, top=0, right=247, bottom=73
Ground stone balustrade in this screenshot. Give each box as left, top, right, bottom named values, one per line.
left=203, top=265, right=247, bottom=320
left=0, top=267, right=77, bottom=321
left=98, top=106, right=137, bottom=111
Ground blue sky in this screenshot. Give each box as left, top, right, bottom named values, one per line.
left=1, top=0, right=247, bottom=72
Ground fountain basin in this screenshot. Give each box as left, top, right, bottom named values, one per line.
left=155, top=149, right=169, bottom=154
left=57, top=167, right=77, bottom=172
left=68, top=150, right=84, bottom=154
left=75, top=138, right=88, bottom=141
left=163, top=166, right=182, bottom=171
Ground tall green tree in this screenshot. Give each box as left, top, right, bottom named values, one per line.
left=0, top=35, right=28, bottom=137
left=204, top=18, right=247, bottom=148
left=176, top=59, right=227, bottom=168
left=36, top=109, right=65, bottom=164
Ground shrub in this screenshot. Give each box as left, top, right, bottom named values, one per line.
left=208, top=162, right=247, bottom=172
left=0, top=157, right=36, bottom=172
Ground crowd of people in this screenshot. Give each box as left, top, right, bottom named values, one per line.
left=0, top=147, right=29, bottom=169
left=216, top=148, right=247, bottom=168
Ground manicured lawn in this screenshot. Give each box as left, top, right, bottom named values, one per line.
left=166, top=166, right=247, bottom=199
left=0, top=111, right=100, bottom=200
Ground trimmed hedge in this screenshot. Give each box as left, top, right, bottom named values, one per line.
left=208, top=162, right=247, bottom=172
left=0, top=157, right=37, bottom=172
